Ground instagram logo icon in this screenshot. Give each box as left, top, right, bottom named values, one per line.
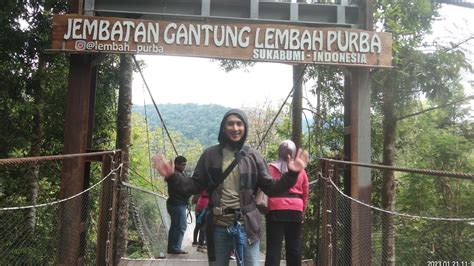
left=75, top=40, right=86, bottom=50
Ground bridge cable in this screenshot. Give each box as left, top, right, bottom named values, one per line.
left=256, top=64, right=308, bottom=150
left=320, top=173, right=474, bottom=221
left=142, top=85, right=155, bottom=189
left=132, top=55, right=179, bottom=156
left=320, top=157, right=474, bottom=180
left=161, top=124, right=167, bottom=155
left=128, top=166, right=162, bottom=193
left=302, top=110, right=312, bottom=156
left=0, top=163, right=123, bottom=211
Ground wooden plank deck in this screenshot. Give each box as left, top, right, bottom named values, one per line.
left=119, top=211, right=314, bottom=265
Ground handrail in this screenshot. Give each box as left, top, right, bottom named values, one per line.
left=0, top=150, right=121, bottom=166
left=320, top=157, right=474, bottom=180
left=121, top=181, right=168, bottom=200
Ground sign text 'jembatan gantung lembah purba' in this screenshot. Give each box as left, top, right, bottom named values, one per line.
left=51, top=15, right=392, bottom=67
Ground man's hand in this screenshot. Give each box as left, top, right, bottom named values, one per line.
left=287, top=149, right=309, bottom=173
left=152, top=154, right=174, bottom=178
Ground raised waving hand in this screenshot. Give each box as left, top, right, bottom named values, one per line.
left=152, top=154, right=174, bottom=178
left=287, top=149, right=309, bottom=173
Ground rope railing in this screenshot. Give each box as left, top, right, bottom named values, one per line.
left=0, top=150, right=120, bottom=166
left=121, top=181, right=167, bottom=200
left=317, top=160, right=474, bottom=265
left=320, top=157, right=474, bottom=180
left=0, top=163, right=123, bottom=211
left=0, top=151, right=122, bottom=265
left=320, top=173, right=474, bottom=221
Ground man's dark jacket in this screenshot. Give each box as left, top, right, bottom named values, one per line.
left=166, top=169, right=190, bottom=203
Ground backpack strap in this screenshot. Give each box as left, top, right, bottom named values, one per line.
left=208, top=146, right=249, bottom=196
left=205, top=146, right=249, bottom=263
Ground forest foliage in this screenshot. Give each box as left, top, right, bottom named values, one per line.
left=133, top=103, right=229, bottom=147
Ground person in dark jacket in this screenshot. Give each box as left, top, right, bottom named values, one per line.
left=153, top=109, right=309, bottom=266
left=166, top=155, right=190, bottom=254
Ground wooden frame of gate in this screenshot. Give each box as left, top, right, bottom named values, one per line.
left=53, top=0, right=391, bottom=265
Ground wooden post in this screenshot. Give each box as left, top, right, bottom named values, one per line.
left=332, top=163, right=340, bottom=264
left=320, top=160, right=340, bottom=266
left=79, top=60, right=97, bottom=263
left=96, top=154, right=113, bottom=266
left=349, top=68, right=372, bottom=266
left=326, top=165, right=336, bottom=266
left=58, top=0, right=98, bottom=263
left=320, top=159, right=329, bottom=266
left=343, top=1, right=374, bottom=265
left=350, top=0, right=373, bottom=265
left=109, top=152, right=124, bottom=265
left=341, top=72, right=352, bottom=264
left=58, top=53, right=93, bottom=265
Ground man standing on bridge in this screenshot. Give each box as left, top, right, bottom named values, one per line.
left=166, top=155, right=190, bottom=254
left=153, top=109, right=308, bottom=265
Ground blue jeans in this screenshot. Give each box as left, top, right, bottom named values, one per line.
left=212, top=224, right=260, bottom=266
left=166, top=199, right=188, bottom=252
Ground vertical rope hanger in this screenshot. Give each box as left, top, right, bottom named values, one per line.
left=132, top=55, right=179, bottom=157
left=142, top=84, right=155, bottom=187
left=256, top=64, right=309, bottom=150
left=134, top=54, right=309, bottom=155
left=161, top=124, right=167, bottom=155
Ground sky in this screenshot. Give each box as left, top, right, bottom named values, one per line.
left=132, top=4, right=473, bottom=110
left=132, top=56, right=296, bottom=108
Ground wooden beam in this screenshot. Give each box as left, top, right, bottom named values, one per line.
left=96, top=154, right=113, bottom=266
left=349, top=67, right=372, bottom=266
left=58, top=54, right=93, bottom=265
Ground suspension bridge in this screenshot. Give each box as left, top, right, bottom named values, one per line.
left=2, top=0, right=473, bottom=265
left=0, top=149, right=472, bottom=265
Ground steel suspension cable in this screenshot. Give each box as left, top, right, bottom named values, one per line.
left=132, top=55, right=178, bottom=156
left=302, top=110, right=311, bottom=155
left=128, top=166, right=161, bottom=193
left=320, top=157, right=474, bottom=180
left=0, top=163, right=123, bottom=211
left=256, top=64, right=308, bottom=150
left=122, top=181, right=167, bottom=199
left=0, top=150, right=120, bottom=166
left=320, top=173, right=474, bottom=221
left=142, top=85, right=154, bottom=187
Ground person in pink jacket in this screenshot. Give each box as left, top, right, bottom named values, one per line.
left=192, top=191, right=209, bottom=252
left=265, top=140, right=309, bottom=266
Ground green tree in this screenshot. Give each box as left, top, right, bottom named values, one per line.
left=0, top=0, right=122, bottom=263
left=0, top=2, right=69, bottom=251
left=372, top=0, right=471, bottom=264
left=395, top=106, right=474, bottom=263
left=133, top=103, right=228, bottom=147
left=130, top=112, right=204, bottom=191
